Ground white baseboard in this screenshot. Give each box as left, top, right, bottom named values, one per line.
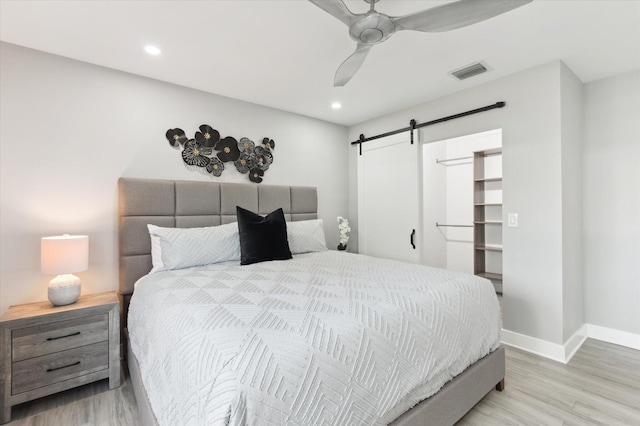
left=564, top=324, right=588, bottom=361
left=500, top=329, right=568, bottom=363
left=501, top=323, right=639, bottom=363
left=586, top=323, right=640, bottom=350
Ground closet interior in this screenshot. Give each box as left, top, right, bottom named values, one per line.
left=423, top=129, right=503, bottom=293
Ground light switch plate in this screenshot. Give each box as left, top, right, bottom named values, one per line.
left=508, top=213, right=518, bottom=227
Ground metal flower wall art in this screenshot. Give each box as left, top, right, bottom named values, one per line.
left=165, top=125, right=275, bottom=184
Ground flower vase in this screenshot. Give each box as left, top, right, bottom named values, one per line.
left=337, top=244, right=347, bottom=251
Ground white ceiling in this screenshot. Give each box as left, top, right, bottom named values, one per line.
left=1, top=0, right=639, bottom=126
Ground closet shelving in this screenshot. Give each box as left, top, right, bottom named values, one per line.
left=473, top=148, right=503, bottom=283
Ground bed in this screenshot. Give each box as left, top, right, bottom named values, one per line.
left=118, top=177, right=504, bottom=426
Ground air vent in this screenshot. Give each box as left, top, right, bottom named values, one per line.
left=450, top=62, right=489, bottom=81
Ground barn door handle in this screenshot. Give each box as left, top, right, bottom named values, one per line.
left=410, top=229, right=416, bottom=249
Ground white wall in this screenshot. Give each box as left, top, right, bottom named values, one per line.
left=422, top=142, right=447, bottom=269
left=443, top=139, right=474, bottom=274
left=0, top=42, right=349, bottom=313
left=583, top=70, right=640, bottom=336
left=349, top=61, right=571, bottom=346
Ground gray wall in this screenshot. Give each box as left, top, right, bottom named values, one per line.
left=348, top=61, right=585, bottom=346
left=583, top=70, right=640, bottom=336
left=0, top=42, right=349, bottom=313
left=560, top=62, right=585, bottom=341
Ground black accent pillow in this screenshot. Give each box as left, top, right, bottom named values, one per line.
left=236, top=206, right=292, bottom=265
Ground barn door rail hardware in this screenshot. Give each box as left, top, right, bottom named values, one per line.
left=352, top=101, right=505, bottom=155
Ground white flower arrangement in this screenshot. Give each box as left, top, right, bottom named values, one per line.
left=337, top=216, right=351, bottom=250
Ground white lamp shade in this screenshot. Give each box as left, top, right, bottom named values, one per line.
left=41, top=235, right=89, bottom=275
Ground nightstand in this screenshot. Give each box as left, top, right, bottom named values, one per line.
left=0, top=291, right=120, bottom=424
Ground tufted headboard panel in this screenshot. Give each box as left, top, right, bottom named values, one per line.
left=118, top=178, right=318, bottom=301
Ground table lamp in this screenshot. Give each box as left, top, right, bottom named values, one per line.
left=41, top=234, right=88, bottom=306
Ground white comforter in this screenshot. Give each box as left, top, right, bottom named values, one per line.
left=128, top=251, right=500, bottom=426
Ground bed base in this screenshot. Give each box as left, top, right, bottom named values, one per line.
left=389, top=346, right=505, bottom=425
left=126, top=331, right=504, bottom=426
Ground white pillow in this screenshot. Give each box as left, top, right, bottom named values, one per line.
left=149, top=233, right=164, bottom=273
left=147, top=222, right=240, bottom=272
left=287, top=219, right=328, bottom=254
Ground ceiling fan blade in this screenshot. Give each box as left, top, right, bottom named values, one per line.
left=392, top=0, right=532, bottom=33
left=334, top=43, right=373, bottom=87
left=308, top=0, right=360, bottom=27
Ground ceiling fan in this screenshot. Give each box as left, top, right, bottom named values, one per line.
left=309, top=0, right=533, bottom=86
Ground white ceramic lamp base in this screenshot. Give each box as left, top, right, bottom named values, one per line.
left=48, top=273, right=81, bottom=306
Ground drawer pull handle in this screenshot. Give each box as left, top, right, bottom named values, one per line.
left=47, top=361, right=80, bottom=372
left=47, top=331, right=81, bottom=341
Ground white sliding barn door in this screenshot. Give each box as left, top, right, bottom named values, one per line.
left=358, top=131, right=421, bottom=263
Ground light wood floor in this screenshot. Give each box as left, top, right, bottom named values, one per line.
left=459, top=339, right=640, bottom=425
left=7, top=338, right=639, bottom=425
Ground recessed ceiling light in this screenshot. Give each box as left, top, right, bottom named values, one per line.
left=331, top=102, right=342, bottom=110
left=144, top=45, right=162, bottom=56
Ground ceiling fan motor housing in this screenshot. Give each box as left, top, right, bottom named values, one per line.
left=349, top=12, right=396, bottom=44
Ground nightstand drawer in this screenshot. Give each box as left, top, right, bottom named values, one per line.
left=11, top=341, right=109, bottom=395
left=12, top=314, right=108, bottom=361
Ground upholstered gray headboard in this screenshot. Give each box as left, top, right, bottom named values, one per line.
left=118, top=177, right=318, bottom=314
